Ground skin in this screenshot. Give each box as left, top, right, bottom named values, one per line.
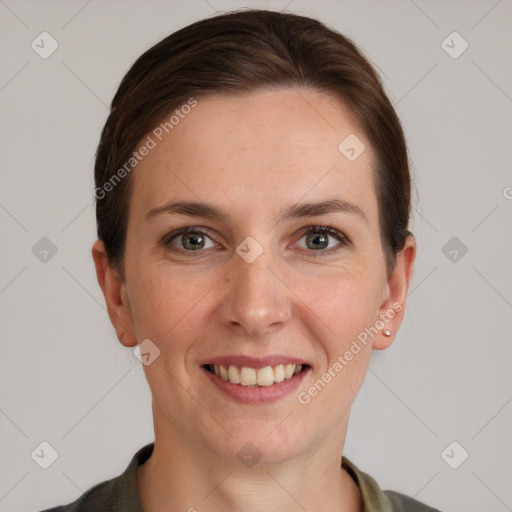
left=92, top=87, right=415, bottom=512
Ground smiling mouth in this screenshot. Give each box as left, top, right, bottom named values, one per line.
left=204, top=363, right=309, bottom=387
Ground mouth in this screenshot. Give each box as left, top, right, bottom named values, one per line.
left=202, top=362, right=310, bottom=387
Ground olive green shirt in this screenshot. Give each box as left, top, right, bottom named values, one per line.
left=40, top=443, right=441, bottom=511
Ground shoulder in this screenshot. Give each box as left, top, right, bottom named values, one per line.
left=36, top=443, right=153, bottom=512
left=341, top=455, right=443, bottom=512
left=37, top=478, right=118, bottom=512
left=384, top=490, right=443, bottom=512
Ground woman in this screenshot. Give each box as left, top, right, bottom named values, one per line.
left=43, top=9, right=441, bottom=512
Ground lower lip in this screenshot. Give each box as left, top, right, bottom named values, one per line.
left=201, top=366, right=309, bottom=404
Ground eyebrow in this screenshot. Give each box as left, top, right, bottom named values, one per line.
left=145, top=198, right=367, bottom=224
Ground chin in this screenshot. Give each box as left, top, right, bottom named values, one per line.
left=204, top=424, right=309, bottom=468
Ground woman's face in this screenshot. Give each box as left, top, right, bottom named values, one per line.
left=96, top=87, right=414, bottom=465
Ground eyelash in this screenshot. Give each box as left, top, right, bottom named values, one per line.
left=160, top=225, right=350, bottom=258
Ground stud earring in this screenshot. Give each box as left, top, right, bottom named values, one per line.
left=382, top=329, right=392, bottom=337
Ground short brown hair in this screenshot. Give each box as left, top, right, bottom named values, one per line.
left=94, top=9, right=412, bottom=279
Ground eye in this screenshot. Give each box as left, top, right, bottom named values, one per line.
left=161, top=225, right=350, bottom=257
left=295, top=226, right=349, bottom=256
left=162, top=227, right=217, bottom=254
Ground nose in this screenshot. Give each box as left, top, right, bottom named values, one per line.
left=220, top=249, right=292, bottom=338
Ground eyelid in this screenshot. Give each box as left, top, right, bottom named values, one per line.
left=294, top=225, right=350, bottom=253
left=160, top=225, right=350, bottom=256
left=161, top=226, right=219, bottom=249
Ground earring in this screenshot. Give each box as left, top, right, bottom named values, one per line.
left=382, top=329, right=392, bottom=337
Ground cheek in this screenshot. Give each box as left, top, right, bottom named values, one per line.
left=129, top=264, right=207, bottom=350
left=296, top=275, right=378, bottom=409
left=293, top=268, right=380, bottom=366
left=300, top=264, right=380, bottom=327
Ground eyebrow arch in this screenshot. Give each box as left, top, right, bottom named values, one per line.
left=145, top=198, right=367, bottom=224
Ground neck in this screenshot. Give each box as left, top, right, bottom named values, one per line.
left=137, top=401, right=362, bottom=512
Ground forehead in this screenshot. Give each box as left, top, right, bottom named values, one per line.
left=130, top=87, right=378, bottom=223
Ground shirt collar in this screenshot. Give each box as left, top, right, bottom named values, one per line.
left=342, top=456, right=394, bottom=512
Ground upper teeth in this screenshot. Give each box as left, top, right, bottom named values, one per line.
left=211, top=364, right=302, bottom=387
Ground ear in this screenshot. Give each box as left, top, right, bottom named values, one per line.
left=373, top=235, right=416, bottom=350
left=91, top=240, right=137, bottom=348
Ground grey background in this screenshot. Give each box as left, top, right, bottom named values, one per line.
left=0, top=0, right=511, bottom=510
